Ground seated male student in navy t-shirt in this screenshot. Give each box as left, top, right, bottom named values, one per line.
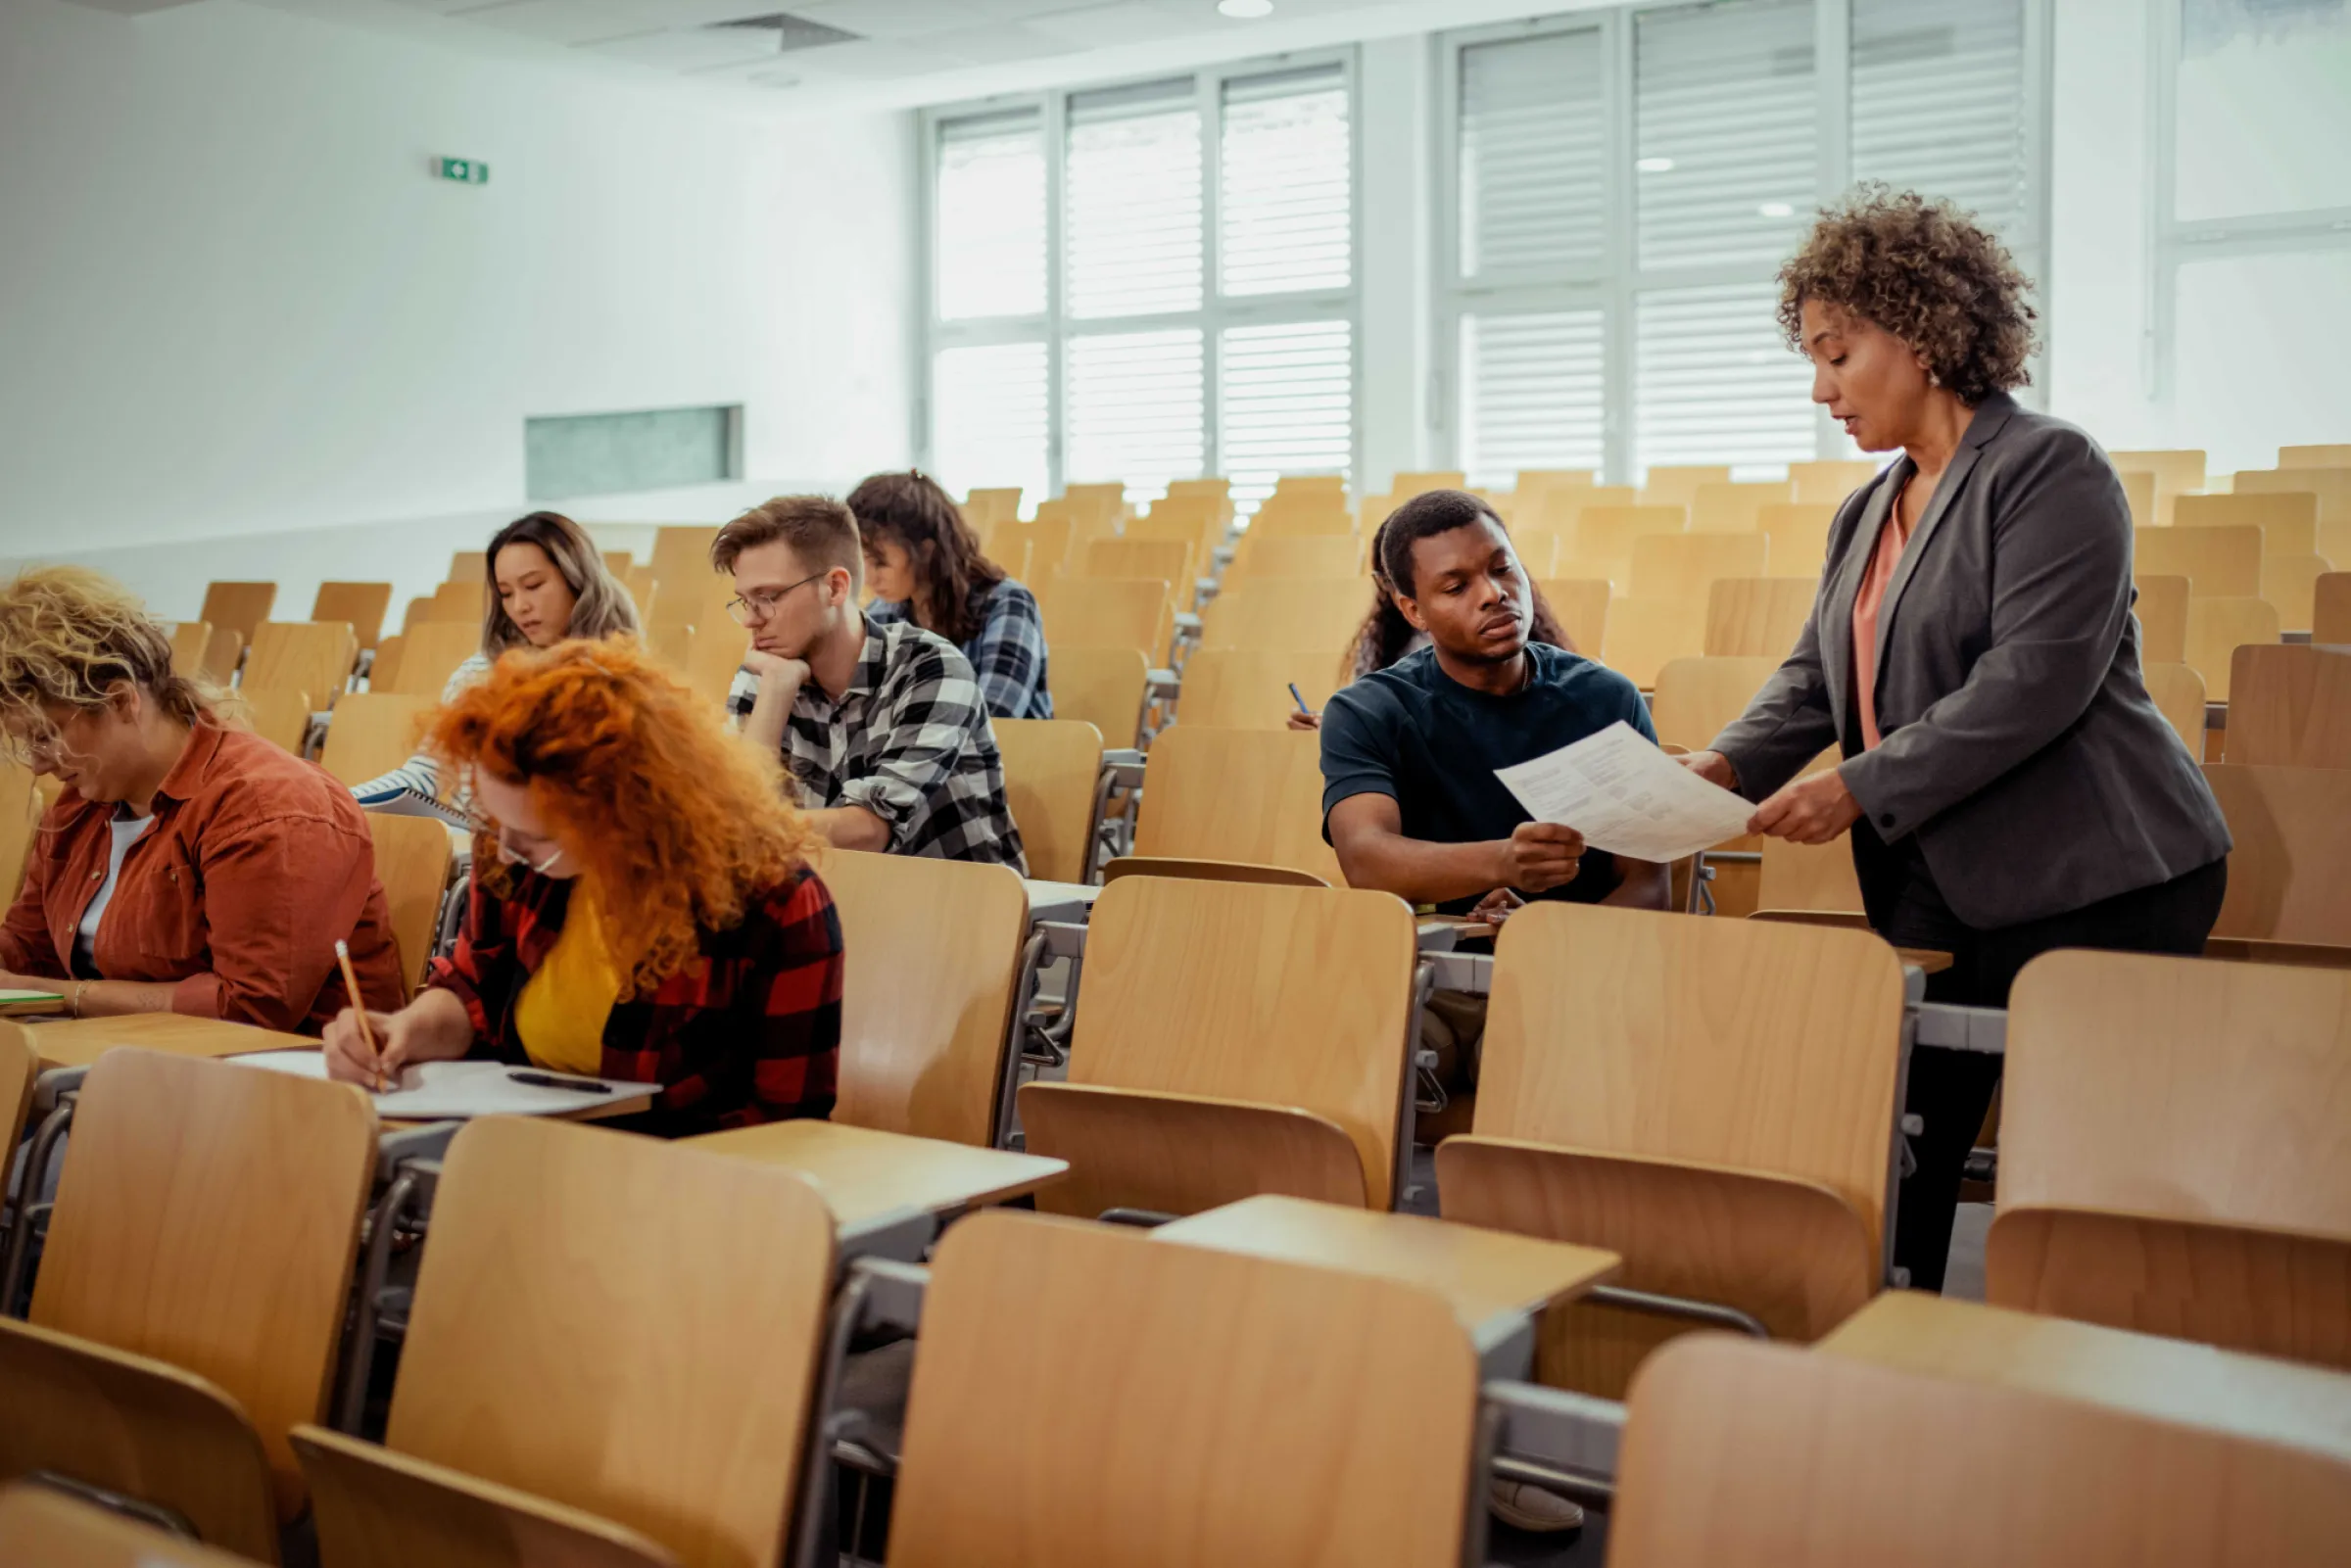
left=1319, top=489, right=1671, bottom=1087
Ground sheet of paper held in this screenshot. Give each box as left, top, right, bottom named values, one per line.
left=1494, top=721, right=1756, bottom=863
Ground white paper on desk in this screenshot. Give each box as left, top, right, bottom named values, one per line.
left=224, top=1050, right=646, bottom=1119
left=1495, top=721, right=1754, bottom=863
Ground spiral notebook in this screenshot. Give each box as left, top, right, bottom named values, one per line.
left=357, top=786, right=467, bottom=829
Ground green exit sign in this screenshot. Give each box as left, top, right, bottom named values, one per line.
left=435, top=157, right=490, bottom=185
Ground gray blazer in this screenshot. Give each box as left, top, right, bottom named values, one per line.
left=1710, top=392, right=2230, bottom=929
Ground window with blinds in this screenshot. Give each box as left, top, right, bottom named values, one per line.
left=1458, top=309, right=1607, bottom=486
left=1634, top=0, right=1818, bottom=271
left=931, top=342, right=1050, bottom=509
left=1065, top=329, right=1206, bottom=502
left=1852, top=0, right=2030, bottom=243
left=1066, top=79, right=1202, bottom=320
left=935, top=110, right=1046, bottom=322
left=1457, top=27, right=1607, bottom=279
left=1221, top=66, right=1353, bottom=297
left=1632, top=283, right=1816, bottom=476
left=1221, top=319, right=1354, bottom=519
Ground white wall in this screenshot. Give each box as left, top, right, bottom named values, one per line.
left=2040, top=0, right=2351, bottom=478
left=0, top=0, right=915, bottom=619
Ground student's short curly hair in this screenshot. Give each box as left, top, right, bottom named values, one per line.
left=1777, top=184, right=2039, bottom=404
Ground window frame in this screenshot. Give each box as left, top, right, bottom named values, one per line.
left=1434, top=0, right=2053, bottom=485
left=919, top=47, right=1364, bottom=501
left=2144, top=0, right=2351, bottom=400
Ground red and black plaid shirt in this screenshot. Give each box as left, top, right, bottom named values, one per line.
left=427, top=863, right=843, bottom=1137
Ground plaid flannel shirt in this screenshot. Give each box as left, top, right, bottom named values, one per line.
left=866, top=578, right=1053, bottom=720
left=427, top=863, right=844, bottom=1137
left=728, top=617, right=1028, bottom=870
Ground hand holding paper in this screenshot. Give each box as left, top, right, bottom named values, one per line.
left=1495, top=721, right=1755, bottom=863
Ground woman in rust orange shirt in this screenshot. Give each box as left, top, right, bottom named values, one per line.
left=0, top=567, right=404, bottom=1031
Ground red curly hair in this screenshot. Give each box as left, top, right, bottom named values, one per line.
left=425, top=638, right=812, bottom=998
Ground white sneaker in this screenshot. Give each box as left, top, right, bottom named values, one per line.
left=1488, top=1479, right=1585, bottom=1533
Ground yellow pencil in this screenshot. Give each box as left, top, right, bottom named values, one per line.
left=334, top=939, right=384, bottom=1093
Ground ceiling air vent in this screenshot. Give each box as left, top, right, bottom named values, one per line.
left=704, top=12, right=863, bottom=52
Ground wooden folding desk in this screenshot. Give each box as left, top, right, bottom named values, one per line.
left=690, top=1118, right=1067, bottom=1230
left=1154, top=1194, right=1620, bottom=1377
left=18, top=1012, right=310, bottom=1073
left=1818, top=1290, right=2351, bottom=1462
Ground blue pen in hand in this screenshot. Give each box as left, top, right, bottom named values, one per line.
left=1289, top=682, right=1314, bottom=717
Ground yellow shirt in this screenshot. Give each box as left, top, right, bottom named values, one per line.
left=513, top=885, right=622, bottom=1076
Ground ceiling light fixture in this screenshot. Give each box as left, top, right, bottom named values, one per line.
left=1219, top=0, right=1274, bottom=18
left=1634, top=156, right=1675, bottom=173
left=1758, top=201, right=1796, bottom=217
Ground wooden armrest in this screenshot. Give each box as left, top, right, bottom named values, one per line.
left=291, top=1424, right=681, bottom=1568
left=1435, top=1136, right=1877, bottom=1399
left=1987, top=1206, right=2351, bottom=1371
left=1018, top=1082, right=1369, bottom=1218
left=2203, top=937, right=2351, bottom=970
left=0, top=1316, right=276, bottom=1559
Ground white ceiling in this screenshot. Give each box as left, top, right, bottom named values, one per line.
left=218, top=0, right=1593, bottom=114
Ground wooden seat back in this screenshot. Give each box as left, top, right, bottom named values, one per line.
left=1243, top=504, right=1356, bottom=541
left=1610, top=1335, right=2351, bottom=1567
left=1649, top=656, right=1781, bottom=750
left=1076, top=537, right=1193, bottom=589
left=1039, top=577, right=1171, bottom=662
left=1991, top=949, right=2351, bottom=1367
left=992, top=718, right=1103, bottom=884
left=1133, top=725, right=1339, bottom=882
left=2233, top=468, right=2351, bottom=565
left=0, top=1480, right=276, bottom=1567
left=2141, top=661, right=2209, bottom=759
left=329, top=1117, right=835, bottom=1568
left=1176, top=648, right=1342, bottom=729
left=310, top=583, right=393, bottom=651
left=962, top=487, right=1023, bottom=527
left=367, top=813, right=455, bottom=997
left=1600, top=598, right=1704, bottom=689
left=820, top=850, right=1029, bottom=1147
left=378, top=619, right=478, bottom=697
left=1196, top=578, right=1365, bottom=655
left=1563, top=504, right=1686, bottom=577
left=1755, top=835, right=1864, bottom=914
left=1689, top=480, right=1792, bottom=533
left=2135, top=574, right=2191, bottom=663
left=2185, top=594, right=2281, bottom=701
left=1704, top=576, right=1814, bottom=658
left=648, top=526, right=720, bottom=593
left=13, top=1049, right=376, bottom=1541
left=2178, top=490, right=2321, bottom=555
left=2203, top=764, right=2351, bottom=947
left=167, top=621, right=212, bottom=679
left=318, top=691, right=437, bottom=788
left=1446, top=906, right=1901, bottom=1392
left=1533, top=577, right=1612, bottom=654
left=2315, top=571, right=2351, bottom=644
left=680, top=621, right=748, bottom=711
left=198, top=583, right=275, bottom=649
left=1630, top=532, right=1768, bottom=601
left=1786, top=459, right=1880, bottom=503
left=1755, top=502, right=1838, bottom=575
left=428, top=579, right=485, bottom=625
left=2265, top=553, right=2330, bottom=633
left=236, top=688, right=312, bottom=754
left=1047, top=645, right=1149, bottom=749
left=1024, top=877, right=1415, bottom=1214
left=2135, top=525, right=2263, bottom=597
left=2226, top=644, right=2351, bottom=766
left=0, top=762, right=40, bottom=907
left=1223, top=533, right=1360, bottom=590
left=888, top=1211, right=1476, bottom=1568
left=245, top=622, right=356, bottom=709
left=1638, top=464, right=1732, bottom=504
left=446, top=549, right=488, bottom=586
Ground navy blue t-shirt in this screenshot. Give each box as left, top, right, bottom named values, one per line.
left=1318, top=643, right=1657, bottom=913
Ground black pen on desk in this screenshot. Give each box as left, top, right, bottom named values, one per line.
left=1289, top=682, right=1314, bottom=717
left=507, top=1070, right=614, bottom=1094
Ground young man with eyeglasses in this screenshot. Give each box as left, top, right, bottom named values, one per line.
left=714, top=495, right=1027, bottom=870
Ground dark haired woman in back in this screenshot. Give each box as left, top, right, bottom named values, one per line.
left=1287, top=499, right=1576, bottom=733
left=847, top=471, right=1050, bottom=720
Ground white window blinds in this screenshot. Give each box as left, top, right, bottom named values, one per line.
left=1852, top=0, right=2031, bottom=243
left=1458, top=309, right=1607, bottom=487
left=1221, top=319, right=1354, bottom=521
left=931, top=342, right=1050, bottom=509
left=1635, top=0, right=1818, bottom=270
left=1458, top=28, right=1607, bottom=279
left=1066, top=79, right=1202, bottom=319
left=935, top=110, right=1045, bottom=322
left=1633, top=283, right=1815, bottom=476
left=1065, top=329, right=1206, bottom=503
left=1221, top=65, right=1353, bottom=297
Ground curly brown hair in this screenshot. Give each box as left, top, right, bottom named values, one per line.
left=845, top=470, right=1008, bottom=646
left=1777, top=185, right=2039, bottom=405
left=0, top=567, right=223, bottom=756
left=426, top=637, right=811, bottom=999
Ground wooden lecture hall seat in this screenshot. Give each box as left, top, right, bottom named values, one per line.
left=1130, top=725, right=1340, bottom=883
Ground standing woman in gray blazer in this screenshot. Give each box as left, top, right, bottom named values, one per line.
left=1684, top=188, right=2232, bottom=1292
